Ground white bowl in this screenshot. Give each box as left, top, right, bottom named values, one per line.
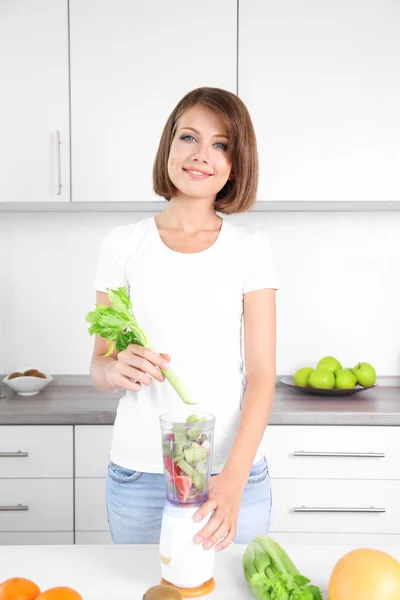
left=3, top=373, right=53, bottom=396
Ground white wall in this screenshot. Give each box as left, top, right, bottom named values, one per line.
left=1, top=209, right=399, bottom=376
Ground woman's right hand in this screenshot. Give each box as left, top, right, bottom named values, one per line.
left=105, top=344, right=171, bottom=392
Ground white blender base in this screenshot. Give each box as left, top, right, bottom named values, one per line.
left=159, top=502, right=215, bottom=589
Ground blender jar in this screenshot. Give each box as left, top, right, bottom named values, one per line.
left=160, top=412, right=215, bottom=506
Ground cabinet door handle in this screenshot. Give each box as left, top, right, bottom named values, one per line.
left=0, top=451, right=28, bottom=457
left=293, top=451, right=385, bottom=458
left=0, top=504, right=28, bottom=511
left=55, top=130, right=61, bottom=195
left=293, top=505, right=386, bottom=513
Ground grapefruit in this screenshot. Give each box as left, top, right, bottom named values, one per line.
left=328, top=548, right=400, bottom=600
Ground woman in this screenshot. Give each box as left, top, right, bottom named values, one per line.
left=90, top=87, right=279, bottom=552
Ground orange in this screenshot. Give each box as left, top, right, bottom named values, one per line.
left=0, top=577, right=40, bottom=600
left=35, top=588, right=82, bottom=600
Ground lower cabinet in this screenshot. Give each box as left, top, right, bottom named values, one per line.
left=0, top=532, right=74, bottom=545
left=0, top=425, right=74, bottom=545
left=265, top=425, right=400, bottom=547
left=2, top=423, right=400, bottom=546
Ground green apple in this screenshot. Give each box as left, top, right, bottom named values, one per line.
left=316, top=356, right=342, bottom=373
left=334, top=368, right=357, bottom=390
left=308, top=368, right=335, bottom=389
left=353, top=362, right=376, bottom=388
left=293, top=367, right=314, bottom=387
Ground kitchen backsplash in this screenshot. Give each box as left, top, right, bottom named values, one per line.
left=1, top=210, right=399, bottom=376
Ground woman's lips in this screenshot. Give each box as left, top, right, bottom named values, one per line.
left=183, top=168, right=212, bottom=179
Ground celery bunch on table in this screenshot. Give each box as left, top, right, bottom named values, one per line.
left=85, top=286, right=197, bottom=405
left=243, top=535, right=322, bottom=600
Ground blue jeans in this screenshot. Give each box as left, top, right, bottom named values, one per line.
left=105, top=456, right=272, bottom=544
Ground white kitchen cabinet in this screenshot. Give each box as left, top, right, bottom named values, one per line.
left=69, top=0, right=237, bottom=203
left=263, top=425, right=398, bottom=480
left=74, top=425, right=113, bottom=477
left=0, top=532, right=73, bottom=545
left=0, top=425, right=73, bottom=478
left=74, top=425, right=113, bottom=540
left=0, top=0, right=70, bottom=202
left=239, top=0, right=400, bottom=202
left=269, top=479, right=400, bottom=535
left=75, top=478, right=108, bottom=532
left=0, top=479, right=73, bottom=531
left=0, top=425, right=73, bottom=546
left=265, top=424, right=400, bottom=546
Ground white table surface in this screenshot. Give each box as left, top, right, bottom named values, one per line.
left=0, top=543, right=399, bottom=599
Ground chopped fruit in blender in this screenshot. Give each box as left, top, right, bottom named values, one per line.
left=193, top=472, right=206, bottom=493
left=183, top=444, right=207, bottom=463
left=176, top=459, right=197, bottom=479
left=162, top=415, right=213, bottom=503
left=175, top=476, right=192, bottom=502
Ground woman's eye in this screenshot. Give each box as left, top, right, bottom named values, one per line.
left=180, top=134, right=196, bottom=142
left=180, top=135, right=227, bottom=151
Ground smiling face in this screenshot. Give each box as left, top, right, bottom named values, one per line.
left=167, top=105, right=233, bottom=203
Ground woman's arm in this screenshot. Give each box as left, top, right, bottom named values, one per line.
left=90, top=291, right=120, bottom=393
left=222, top=287, right=277, bottom=488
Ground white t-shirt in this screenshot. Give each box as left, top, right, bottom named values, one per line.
left=93, top=215, right=279, bottom=474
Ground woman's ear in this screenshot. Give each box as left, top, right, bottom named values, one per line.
left=228, top=169, right=235, bottom=180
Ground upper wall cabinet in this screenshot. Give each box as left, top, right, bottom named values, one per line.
left=239, top=0, right=400, bottom=202
left=0, top=1, right=70, bottom=203
left=69, top=1, right=237, bottom=203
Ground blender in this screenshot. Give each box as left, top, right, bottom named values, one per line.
left=159, top=412, right=216, bottom=598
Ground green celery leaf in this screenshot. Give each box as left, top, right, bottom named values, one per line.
left=307, top=586, right=323, bottom=600
left=107, top=287, right=133, bottom=315
left=293, top=575, right=311, bottom=587
left=115, top=330, right=142, bottom=352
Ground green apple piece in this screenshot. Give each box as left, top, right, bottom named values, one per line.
left=353, top=362, right=376, bottom=388
left=293, top=367, right=314, bottom=387
left=316, top=356, right=342, bottom=372
left=308, top=368, right=335, bottom=389
left=334, top=368, right=357, bottom=390
left=186, top=414, right=198, bottom=423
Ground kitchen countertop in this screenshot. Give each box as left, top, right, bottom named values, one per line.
left=0, top=542, right=399, bottom=599
left=0, top=376, right=399, bottom=425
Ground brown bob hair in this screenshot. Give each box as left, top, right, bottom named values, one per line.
left=153, top=87, right=259, bottom=214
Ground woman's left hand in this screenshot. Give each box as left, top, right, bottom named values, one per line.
left=192, top=471, right=244, bottom=552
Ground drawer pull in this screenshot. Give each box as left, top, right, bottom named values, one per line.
left=293, top=451, right=385, bottom=458
left=0, top=504, right=29, bottom=511
left=0, top=451, right=28, bottom=458
left=293, top=505, right=386, bottom=513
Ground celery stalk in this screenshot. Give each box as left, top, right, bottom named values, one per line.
left=85, top=286, right=198, bottom=405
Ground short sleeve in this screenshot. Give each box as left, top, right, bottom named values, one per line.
left=243, top=229, right=280, bottom=294
left=93, top=227, right=128, bottom=293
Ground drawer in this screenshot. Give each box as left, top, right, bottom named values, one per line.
left=264, top=425, right=399, bottom=479
left=75, top=426, right=113, bottom=477
left=269, top=479, right=400, bottom=534
left=0, top=479, right=73, bottom=531
left=0, top=426, right=73, bottom=478
left=75, top=478, right=108, bottom=531
left=75, top=532, right=112, bottom=545
left=0, top=532, right=73, bottom=545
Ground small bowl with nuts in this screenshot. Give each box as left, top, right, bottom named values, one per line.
left=3, top=369, right=53, bottom=396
